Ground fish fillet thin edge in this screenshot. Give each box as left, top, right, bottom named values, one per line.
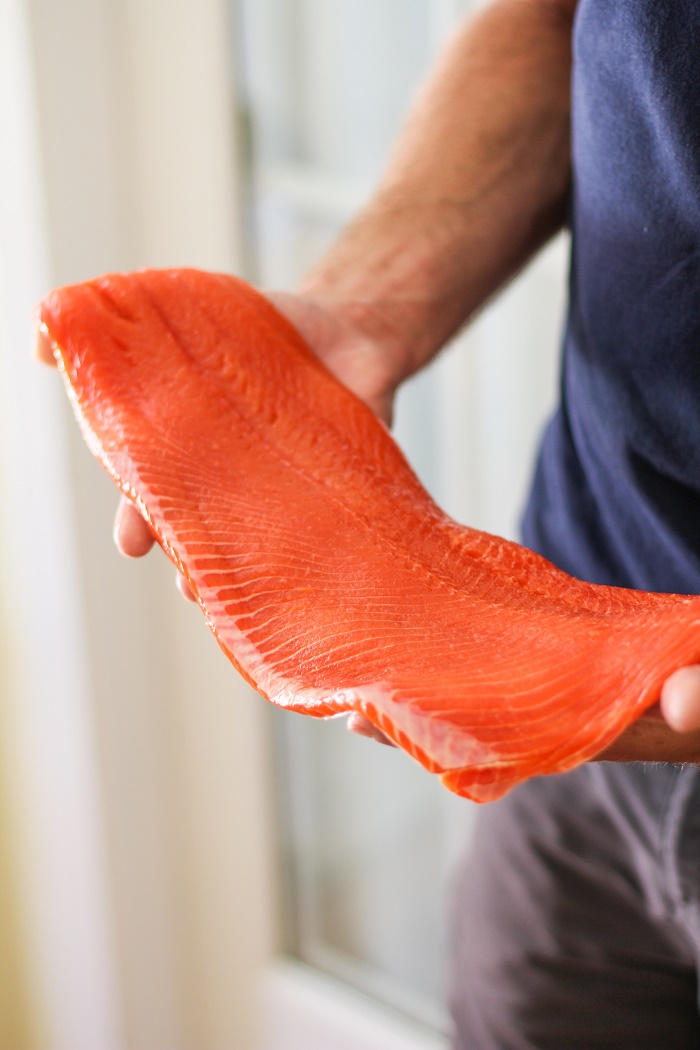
left=38, top=268, right=700, bottom=802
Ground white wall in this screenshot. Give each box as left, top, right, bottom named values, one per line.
left=0, top=1, right=279, bottom=1047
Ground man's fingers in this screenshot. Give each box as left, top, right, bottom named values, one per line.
left=114, top=498, right=156, bottom=557
left=114, top=497, right=198, bottom=601
left=660, top=665, right=700, bottom=733
left=346, top=712, right=396, bottom=747
left=34, top=326, right=58, bottom=367
left=176, top=572, right=197, bottom=602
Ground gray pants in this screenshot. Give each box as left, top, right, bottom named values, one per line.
left=450, top=763, right=700, bottom=1049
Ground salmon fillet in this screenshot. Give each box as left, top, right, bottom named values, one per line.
left=38, top=268, right=700, bottom=802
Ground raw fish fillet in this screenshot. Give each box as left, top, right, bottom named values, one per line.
left=38, top=269, right=700, bottom=802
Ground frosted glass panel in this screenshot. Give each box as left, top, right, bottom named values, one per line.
left=240, top=0, right=433, bottom=178
left=275, top=712, right=474, bottom=1028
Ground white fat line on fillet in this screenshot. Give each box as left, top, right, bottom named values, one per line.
left=199, top=582, right=502, bottom=771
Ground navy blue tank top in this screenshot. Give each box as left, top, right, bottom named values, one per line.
left=522, top=0, right=700, bottom=593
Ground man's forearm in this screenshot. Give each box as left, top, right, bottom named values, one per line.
left=301, top=0, right=575, bottom=385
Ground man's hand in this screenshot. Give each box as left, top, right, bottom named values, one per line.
left=600, top=667, right=700, bottom=762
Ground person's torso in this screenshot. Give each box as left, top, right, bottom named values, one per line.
left=523, top=0, right=700, bottom=593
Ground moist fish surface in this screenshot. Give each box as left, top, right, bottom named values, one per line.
left=38, top=268, right=700, bottom=801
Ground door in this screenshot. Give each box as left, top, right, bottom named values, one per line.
left=235, top=1, right=568, bottom=1045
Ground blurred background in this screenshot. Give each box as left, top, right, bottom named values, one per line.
left=0, top=0, right=567, bottom=1047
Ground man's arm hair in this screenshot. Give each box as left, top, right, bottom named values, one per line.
left=300, top=0, right=577, bottom=386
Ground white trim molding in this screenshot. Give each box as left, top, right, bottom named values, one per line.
left=261, top=958, right=448, bottom=1050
